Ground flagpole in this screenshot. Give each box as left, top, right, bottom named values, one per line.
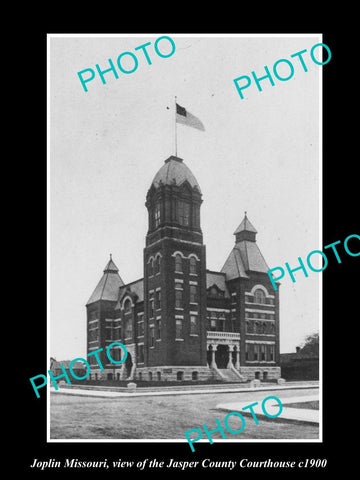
left=174, top=96, right=177, bottom=157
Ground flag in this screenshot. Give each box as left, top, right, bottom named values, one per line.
left=176, top=103, right=205, bottom=131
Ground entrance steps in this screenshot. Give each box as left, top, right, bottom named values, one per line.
left=216, top=368, right=245, bottom=382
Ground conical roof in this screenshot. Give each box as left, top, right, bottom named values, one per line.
left=234, top=214, right=257, bottom=235
left=86, top=256, right=124, bottom=305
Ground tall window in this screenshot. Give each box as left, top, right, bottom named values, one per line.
left=175, top=319, right=183, bottom=339
left=154, top=255, right=161, bottom=274
left=155, top=289, right=161, bottom=310
left=175, top=289, right=183, bottom=308
left=192, top=204, right=200, bottom=228
left=148, top=258, right=154, bottom=276
left=175, top=254, right=183, bottom=272
left=178, top=201, right=190, bottom=226
left=149, top=326, right=155, bottom=347
left=124, top=299, right=132, bottom=313
left=154, top=203, right=161, bottom=227
left=260, top=344, right=266, bottom=361
left=268, top=344, right=275, bottom=361
left=138, top=344, right=144, bottom=363
left=125, top=317, right=132, bottom=339
left=245, top=343, right=250, bottom=361
left=189, top=256, right=197, bottom=274
left=149, top=295, right=154, bottom=318
left=254, top=344, right=260, bottom=361
left=190, top=285, right=198, bottom=303
left=254, top=288, right=266, bottom=304
left=156, top=319, right=161, bottom=339
left=190, top=315, right=198, bottom=335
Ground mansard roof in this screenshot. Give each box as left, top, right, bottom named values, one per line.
left=86, top=256, right=124, bottom=305
left=151, top=156, right=202, bottom=193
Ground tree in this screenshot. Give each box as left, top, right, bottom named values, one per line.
left=300, top=331, right=319, bottom=355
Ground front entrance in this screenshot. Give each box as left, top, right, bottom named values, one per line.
left=124, top=352, right=133, bottom=378
left=215, top=345, right=228, bottom=368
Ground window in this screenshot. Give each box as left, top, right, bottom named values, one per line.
left=125, top=317, right=133, bottom=339
left=148, top=259, right=154, bottom=276
left=149, top=326, right=155, bottom=347
left=260, top=344, right=266, bottom=361
left=175, top=289, right=183, bottom=308
left=154, top=203, right=161, bottom=227
left=156, top=318, right=161, bottom=339
left=157, top=372, right=161, bottom=381
left=105, top=327, right=113, bottom=340
left=175, top=319, right=183, bottom=339
left=268, top=344, right=275, bottom=361
left=192, top=371, right=199, bottom=381
left=149, top=296, right=154, bottom=317
left=254, top=344, right=260, bottom=361
left=88, top=328, right=99, bottom=342
left=138, top=344, right=144, bottom=363
left=177, top=371, right=184, bottom=381
left=124, top=299, right=132, bottom=313
left=192, top=205, right=200, bottom=228
left=175, top=254, right=183, bottom=272
left=138, top=322, right=144, bottom=337
left=190, top=285, right=198, bottom=303
left=190, top=315, right=198, bottom=334
left=111, top=347, right=122, bottom=363
left=189, top=256, right=197, bottom=274
left=155, top=290, right=161, bottom=310
left=154, top=255, right=161, bottom=274
left=178, top=201, right=190, bottom=226
left=149, top=372, right=153, bottom=381
left=254, top=289, right=266, bottom=304
left=245, top=343, right=250, bottom=361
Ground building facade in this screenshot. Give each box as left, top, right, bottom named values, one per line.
left=86, top=155, right=281, bottom=382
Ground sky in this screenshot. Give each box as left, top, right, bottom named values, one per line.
left=49, top=34, right=322, bottom=361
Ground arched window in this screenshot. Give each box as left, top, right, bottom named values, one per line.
left=254, top=288, right=266, bottom=304
left=124, top=299, right=132, bottom=314
left=189, top=256, right=197, bottom=274
left=177, top=371, right=184, bottom=381
left=175, top=254, right=183, bottom=272
left=192, top=371, right=199, bottom=381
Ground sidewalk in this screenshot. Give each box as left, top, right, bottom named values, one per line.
left=216, top=394, right=319, bottom=424
left=50, top=381, right=319, bottom=399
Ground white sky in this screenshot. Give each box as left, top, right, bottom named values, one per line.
left=49, top=34, right=322, bottom=361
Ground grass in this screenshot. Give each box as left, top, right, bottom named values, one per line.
left=50, top=387, right=319, bottom=440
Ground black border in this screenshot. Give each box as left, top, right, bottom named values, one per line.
left=19, top=27, right=355, bottom=477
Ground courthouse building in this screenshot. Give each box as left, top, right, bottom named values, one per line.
left=86, top=155, right=281, bottom=382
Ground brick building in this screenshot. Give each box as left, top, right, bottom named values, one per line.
left=86, top=155, right=281, bottom=382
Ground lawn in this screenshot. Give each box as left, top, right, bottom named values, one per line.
left=50, top=387, right=319, bottom=440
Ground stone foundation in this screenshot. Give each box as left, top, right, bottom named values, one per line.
left=239, top=365, right=281, bottom=381
left=135, top=365, right=214, bottom=382
left=87, top=365, right=280, bottom=382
